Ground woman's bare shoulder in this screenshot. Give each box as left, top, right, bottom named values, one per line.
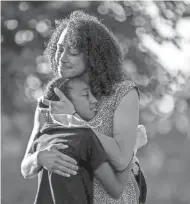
left=112, top=80, right=139, bottom=110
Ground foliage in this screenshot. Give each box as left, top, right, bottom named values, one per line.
left=1, top=1, right=190, bottom=204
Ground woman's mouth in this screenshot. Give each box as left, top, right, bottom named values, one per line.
left=59, top=63, right=72, bottom=70
left=64, top=65, right=72, bottom=69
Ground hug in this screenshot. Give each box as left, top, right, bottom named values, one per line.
left=21, top=10, right=147, bottom=204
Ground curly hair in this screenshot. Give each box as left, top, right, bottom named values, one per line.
left=44, top=10, right=125, bottom=98
left=43, top=76, right=70, bottom=101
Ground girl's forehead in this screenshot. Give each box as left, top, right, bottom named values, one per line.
left=68, top=79, right=88, bottom=89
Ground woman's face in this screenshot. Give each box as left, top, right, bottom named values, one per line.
left=55, top=28, right=86, bottom=78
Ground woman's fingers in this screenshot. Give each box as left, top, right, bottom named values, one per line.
left=57, top=158, right=78, bottom=172
left=54, top=88, right=70, bottom=103
left=39, top=144, right=79, bottom=177
left=41, top=98, right=51, bottom=106
left=49, top=143, right=68, bottom=152
left=41, top=97, right=59, bottom=107
left=42, top=88, right=69, bottom=104
left=49, top=139, right=68, bottom=146
left=53, top=170, right=71, bottom=177
left=53, top=163, right=77, bottom=175
left=55, top=160, right=78, bottom=175
left=48, top=144, right=78, bottom=166
left=54, top=148, right=78, bottom=165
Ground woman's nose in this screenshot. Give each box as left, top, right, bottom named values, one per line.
left=60, top=50, right=68, bottom=63
left=89, top=92, right=97, bottom=104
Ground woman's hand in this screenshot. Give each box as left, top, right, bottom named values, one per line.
left=42, top=88, right=75, bottom=115
left=38, top=142, right=78, bottom=177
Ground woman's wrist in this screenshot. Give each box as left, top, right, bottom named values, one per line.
left=36, top=150, right=43, bottom=169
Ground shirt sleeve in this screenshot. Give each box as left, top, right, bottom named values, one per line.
left=87, top=130, right=108, bottom=172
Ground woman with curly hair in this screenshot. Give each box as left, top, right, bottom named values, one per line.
left=21, top=10, right=147, bottom=204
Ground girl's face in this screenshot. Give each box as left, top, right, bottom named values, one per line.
left=55, top=28, right=86, bottom=78
left=67, top=79, right=97, bottom=121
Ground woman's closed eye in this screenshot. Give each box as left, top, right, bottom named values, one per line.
left=58, top=46, right=65, bottom=54
left=68, top=46, right=80, bottom=56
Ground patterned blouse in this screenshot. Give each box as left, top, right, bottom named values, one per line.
left=89, top=80, right=140, bottom=204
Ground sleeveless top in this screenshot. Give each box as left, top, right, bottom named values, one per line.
left=89, top=80, right=140, bottom=204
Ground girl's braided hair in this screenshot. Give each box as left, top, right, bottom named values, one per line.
left=44, top=10, right=126, bottom=98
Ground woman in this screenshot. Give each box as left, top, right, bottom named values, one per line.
left=22, top=10, right=146, bottom=204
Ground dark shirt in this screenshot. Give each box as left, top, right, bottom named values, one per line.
left=33, top=124, right=107, bottom=204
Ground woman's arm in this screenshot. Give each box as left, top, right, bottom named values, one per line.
left=21, top=107, right=78, bottom=179
left=93, top=89, right=139, bottom=171
left=94, top=156, right=133, bottom=199
left=21, top=107, right=45, bottom=178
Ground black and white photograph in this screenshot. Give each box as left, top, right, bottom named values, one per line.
left=1, top=1, right=190, bottom=204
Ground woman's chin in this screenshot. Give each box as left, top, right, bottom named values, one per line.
left=59, top=71, right=75, bottom=79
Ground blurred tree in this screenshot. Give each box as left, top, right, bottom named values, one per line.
left=1, top=1, right=190, bottom=204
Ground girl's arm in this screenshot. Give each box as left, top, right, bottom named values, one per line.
left=94, top=156, right=133, bottom=199
left=21, top=107, right=45, bottom=179
left=93, top=89, right=139, bottom=171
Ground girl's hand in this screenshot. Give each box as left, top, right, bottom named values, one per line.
left=42, top=88, right=75, bottom=115
left=38, top=142, right=78, bottom=177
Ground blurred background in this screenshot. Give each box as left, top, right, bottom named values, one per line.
left=1, top=1, right=190, bottom=204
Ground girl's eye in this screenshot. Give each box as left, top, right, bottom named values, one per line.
left=81, top=92, right=89, bottom=97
